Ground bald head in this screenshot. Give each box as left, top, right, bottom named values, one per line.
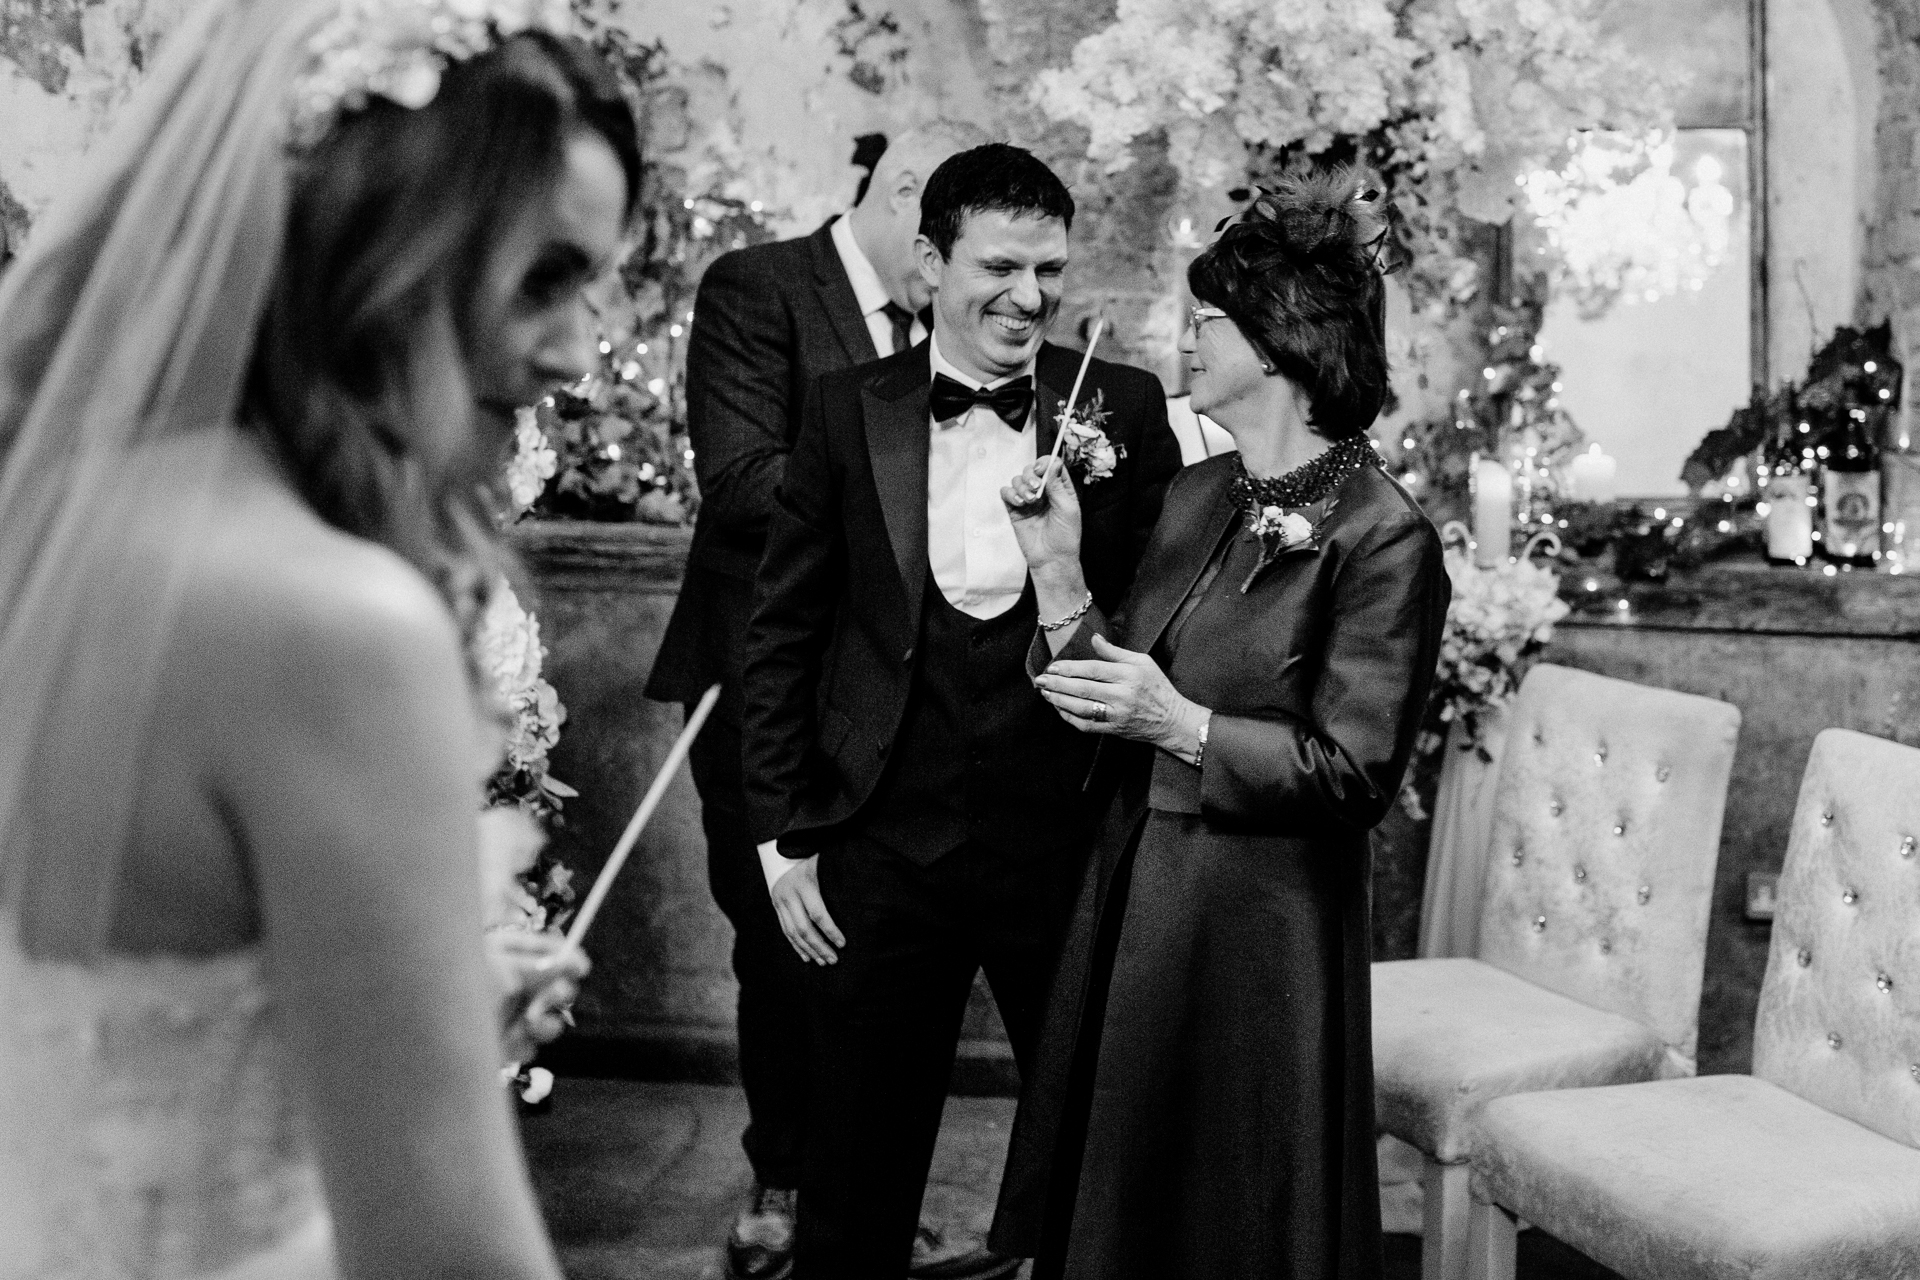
left=847, top=120, right=993, bottom=312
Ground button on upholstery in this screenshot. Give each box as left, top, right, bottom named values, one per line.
left=1637, top=885, right=1652, bottom=904
left=1594, top=745, right=1608, bottom=764
left=1532, top=916, right=1547, bottom=933
left=1796, top=947, right=1813, bottom=967
left=1549, top=800, right=1564, bottom=817
left=1613, top=822, right=1627, bottom=836
left=1842, top=887, right=1859, bottom=905
left=1573, top=864, right=1588, bottom=883
left=1821, top=809, right=1834, bottom=827
left=1878, top=973, right=1895, bottom=994
left=1655, top=765, right=1671, bottom=782
left=1903, top=836, right=1916, bottom=859
left=1828, top=1032, right=1844, bottom=1050
left=1599, top=939, right=1613, bottom=954
left=1510, top=850, right=1524, bottom=867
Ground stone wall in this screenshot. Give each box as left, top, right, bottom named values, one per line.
left=1863, top=0, right=1920, bottom=422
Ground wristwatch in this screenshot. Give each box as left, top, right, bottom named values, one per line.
left=1193, top=714, right=1210, bottom=770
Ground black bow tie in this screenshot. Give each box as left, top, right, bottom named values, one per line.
left=930, top=373, right=1034, bottom=430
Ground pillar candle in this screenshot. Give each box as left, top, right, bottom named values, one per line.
left=1764, top=471, right=1814, bottom=562
left=1881, top=453, right=1920, bottom=573
left=1473, top=458, right=1513, bottom=568
left=1565, top=443, right=1618, bottom=504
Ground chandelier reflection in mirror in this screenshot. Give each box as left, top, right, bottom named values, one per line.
left=1520, top=130, right=1737, bottom=320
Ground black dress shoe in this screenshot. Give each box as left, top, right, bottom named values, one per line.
left=726, top=1184, right=797, bottom=1280
left=907, top=1221, right=1022, bottom=1279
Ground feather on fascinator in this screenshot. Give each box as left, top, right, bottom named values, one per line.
left=1214, top=167, right=1400, bottom=276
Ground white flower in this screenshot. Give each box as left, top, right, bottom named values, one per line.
left=1279, top=512, right=1314, bottom=545
left=291, top=0, right=575, bottom=147
left=506, top=406, right=557, bottom=513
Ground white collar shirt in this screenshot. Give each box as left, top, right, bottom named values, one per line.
left=830, top=214, right=926, bottom=358
left=925, top=331, right=1037, bottom=620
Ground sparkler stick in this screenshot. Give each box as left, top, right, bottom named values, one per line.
left=1038, top=318, right=1106, bottom=489
left=547, top=682, right=721, bottom=966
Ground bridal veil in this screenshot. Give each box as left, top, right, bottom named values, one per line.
left=0, top=0, right=336, bottom=958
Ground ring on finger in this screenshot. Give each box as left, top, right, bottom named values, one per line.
left=1091, top=701, right=1108, bottom=723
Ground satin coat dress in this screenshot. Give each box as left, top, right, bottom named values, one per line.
left=989, top=455, right=1449, bottom=1280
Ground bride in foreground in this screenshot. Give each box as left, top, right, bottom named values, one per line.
left=0, top=0, right=638, bottom=1275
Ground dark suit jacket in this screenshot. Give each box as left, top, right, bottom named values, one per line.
left=646, top=219, right=882, bottom=703
left=741, top=339, right=1183, bottom=851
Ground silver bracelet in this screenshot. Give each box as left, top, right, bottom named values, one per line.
left=1193, top=714, right=1210, bottom=770
left=1039, top=590, right=1094, bottom=633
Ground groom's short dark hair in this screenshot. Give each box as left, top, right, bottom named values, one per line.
left=919, top=144, right=1074, bottom=259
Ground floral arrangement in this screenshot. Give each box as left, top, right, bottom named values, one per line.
left=1033, top=0, right=1664, bottom=318
left=474, top=579, right=579, bottom=938
left=1057, top=389, right=1125, bottom=483
left=1402, top=542, right=1568, bottom=817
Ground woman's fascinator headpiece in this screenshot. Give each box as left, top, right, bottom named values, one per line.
left=290, top=0, right=575, bottom=148
left=1213, top=169, right=1403, bottom=277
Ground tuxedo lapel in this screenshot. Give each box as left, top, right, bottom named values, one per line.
left=864, top=347, right=932, bottom=627
left=1125, top=459, right=1238, bottom=653
left=1035, top=343, right=1066, bottom=461
left=810, top=219, right=880, bottom=365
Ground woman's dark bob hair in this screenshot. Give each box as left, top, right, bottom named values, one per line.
left=1187, top=167, right=1391, bottom=439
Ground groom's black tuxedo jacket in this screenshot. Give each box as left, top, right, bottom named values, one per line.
left=742, top=338, right=1183, bottom=852
left=647, top=219, right=888, bottom=704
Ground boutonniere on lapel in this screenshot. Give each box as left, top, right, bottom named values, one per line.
left=1055, top=387, right=1126, bottom=484
left=1241, top=497, right=1336, bottom=593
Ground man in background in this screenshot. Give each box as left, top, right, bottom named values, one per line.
left=644, top=120, right=989, bottom=1280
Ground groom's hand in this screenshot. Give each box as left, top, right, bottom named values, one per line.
left=768, top=854, right=844, bottom=965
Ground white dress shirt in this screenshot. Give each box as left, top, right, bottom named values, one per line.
left=759, top=335, right=1039, bottom=893
left=830, top=215, right=926, bottom=357
left=925, top=331, right=1036, bottom=620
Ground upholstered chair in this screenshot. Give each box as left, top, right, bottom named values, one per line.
left=1372, top=663, right=1741, bottom=1280
left=1464, top=728, right=1920, bottom=1280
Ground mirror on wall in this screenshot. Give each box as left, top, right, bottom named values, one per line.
left=1523, top=128, right=1753, bottom=498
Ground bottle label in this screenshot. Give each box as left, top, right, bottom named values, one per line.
left=1822, top=470, right=1881, bottom=559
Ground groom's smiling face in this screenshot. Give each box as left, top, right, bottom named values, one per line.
left=917, top=208, right=1068, bottom=383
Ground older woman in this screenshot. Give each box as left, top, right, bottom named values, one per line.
left=987, top=172, right=1450, bottom=1280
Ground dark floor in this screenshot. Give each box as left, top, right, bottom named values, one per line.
left=521, top=1077, right=1622, bottom=1280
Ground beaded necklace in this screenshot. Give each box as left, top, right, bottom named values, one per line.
left=1229, top=435, right=1379, bottom=518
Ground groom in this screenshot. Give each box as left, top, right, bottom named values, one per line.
left=742, top=143, right=1182, bottom=1278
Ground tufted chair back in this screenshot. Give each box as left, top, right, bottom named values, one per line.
left=1476, top=664, right=1741, bottom=1073
left=1753, top=729, right=1920, bottom=1148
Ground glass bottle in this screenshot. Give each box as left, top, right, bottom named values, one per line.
left=1818, top=408, right=1881, bottom=566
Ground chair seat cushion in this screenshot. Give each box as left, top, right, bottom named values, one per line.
left=1372, top=958, right=1671, bottom=1161
left=1472, top=1074, right=1920, bottom=1280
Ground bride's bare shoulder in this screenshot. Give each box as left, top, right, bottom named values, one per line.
left=177, top=468, right=465, bottom=692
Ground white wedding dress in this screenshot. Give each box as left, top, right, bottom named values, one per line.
left=0, top=915, right=336, bottom=1279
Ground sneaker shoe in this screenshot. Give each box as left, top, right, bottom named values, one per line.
left=907, top=1219, right=1022, bottom=1280
left=725, top=1184, right=797, bottom=1280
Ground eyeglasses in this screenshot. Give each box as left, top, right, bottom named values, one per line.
left=1188, top=304, right=1230, bottom=333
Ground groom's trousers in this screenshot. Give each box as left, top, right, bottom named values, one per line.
left=794, top=832, right=1080, bottom=1280
left=687, top=680, right=810, bottom=1191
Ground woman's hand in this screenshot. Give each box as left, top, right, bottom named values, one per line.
left=487, top=928, right=590, bottom=1065
left=1001, top=456, right=1082, bottom=578
left=1035, top=633, right=1209, bottom=761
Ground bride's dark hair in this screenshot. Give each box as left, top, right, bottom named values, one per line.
left=1187, top=167, right=1391, bottom=439
left=245, top=32, right=640, bottom=626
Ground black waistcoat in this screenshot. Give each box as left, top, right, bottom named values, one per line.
left=857, top=574, right=1088, bottom=865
